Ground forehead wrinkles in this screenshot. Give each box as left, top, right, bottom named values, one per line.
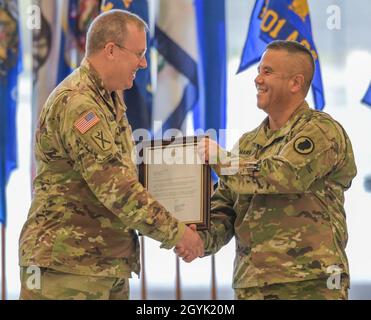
left=261, top=50, right=291, bottom=73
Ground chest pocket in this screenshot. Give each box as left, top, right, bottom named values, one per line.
left=116, top=116, right=138, bottom=175
left=117, top=118, right=134, bottom=155
left=239, top=143, right=257, bottom=158
left=105, top=115, right=128, bottom=156
left=114, top=123, right=125, bottom=155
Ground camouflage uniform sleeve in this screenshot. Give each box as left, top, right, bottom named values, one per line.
left=199, top=180, right=236, bottom=255
left=59, top=95, right=186, bottom=249
left=212, top=118, right=352, bottom=194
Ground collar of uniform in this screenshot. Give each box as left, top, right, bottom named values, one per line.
left=253, top=101, right=310, bottom=147
left=112, top=90, right=127, bottom=122
left=80, top=58, right=117, bottom=115
left=253, top=118, right=270, bottom=147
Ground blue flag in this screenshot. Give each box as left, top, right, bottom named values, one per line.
left=238, top=0, right=325, bottom=110
left=194, top=0, right=226, bottom=146
left=193, top=0, right=226, bottom=186
left=362, top=83, right=371, bottom=107
left=58, top=0, right=101, bottom=83
left=102, top=0, right=152, bottom=132
left=0, top=0, right=22, bottom=225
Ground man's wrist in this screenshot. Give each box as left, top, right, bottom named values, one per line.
left=160, top=220, right=187, bottom=249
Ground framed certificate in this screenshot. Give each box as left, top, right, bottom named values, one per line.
left=138, top=136, right=210, bottom=230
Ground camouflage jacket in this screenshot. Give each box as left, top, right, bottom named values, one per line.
left=19, top=59, right=186, bottom=277
left=201, top=102, right=357, bottom=289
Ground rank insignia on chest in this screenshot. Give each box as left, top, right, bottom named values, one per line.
left=294, top=136, right=314, bottom=154
left=239, top=149, right=251, bottom=156
left=74, top=111, right=100, bottom=134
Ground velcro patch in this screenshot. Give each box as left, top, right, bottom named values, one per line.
left=92, top=130, right=112, bottom=151
left=294, top=136, right=314, bottom=155
left=74, top=111, right=100, bottom=134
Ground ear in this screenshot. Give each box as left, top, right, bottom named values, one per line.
left=290, top=74, right=305, bottom=93
left=104, top=42, right=115, bottom=61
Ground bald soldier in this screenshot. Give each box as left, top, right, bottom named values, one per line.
left=177, top=40, right=357, bottom=299
left=19, top=10, right=203, bottom=300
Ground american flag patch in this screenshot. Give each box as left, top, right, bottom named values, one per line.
left=74, top=111, right=100, bottom=134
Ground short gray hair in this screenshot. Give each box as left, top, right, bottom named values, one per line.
left=85, top=9, right=148, bottom=57
left=266, top=40, right=315, bottom=94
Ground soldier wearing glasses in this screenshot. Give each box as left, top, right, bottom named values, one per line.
left=19, top=9, right=203, bottom=300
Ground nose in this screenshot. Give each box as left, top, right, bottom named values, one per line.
left=255, top=72, right=263, bottom=85
left=139, top=56, right=147, bottom=69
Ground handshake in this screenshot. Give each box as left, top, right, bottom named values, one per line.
left=174, top=224, right=204, bottom=263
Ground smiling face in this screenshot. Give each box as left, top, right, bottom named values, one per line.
left=254, top=49, right=293, bottom=114
left=112, top=22, right=147, bottom=91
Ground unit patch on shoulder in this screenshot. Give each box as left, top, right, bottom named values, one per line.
left=74, top=110, right=100, bottom=134
left=294, top=136, right=314, bottom=155
left=92, top=130, right=112, bottom=151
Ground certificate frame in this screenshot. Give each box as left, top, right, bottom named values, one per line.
left=138, top=136, right=210, bottom=230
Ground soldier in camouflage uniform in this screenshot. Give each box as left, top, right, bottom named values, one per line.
left=179, top=40, right=357, bottom=299
left=19, top=9, right=204, bottom=300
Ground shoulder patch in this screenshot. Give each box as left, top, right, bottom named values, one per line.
left=74, top=110, right=100, bottom=134
left=294, top=136, right=314, bottom=154
left=91, top=129, right=112, bottom=151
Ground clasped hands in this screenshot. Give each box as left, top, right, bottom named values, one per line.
left=174, top=224, right=204, bottom=262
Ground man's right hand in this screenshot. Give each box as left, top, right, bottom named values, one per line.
left=175, top=224, right=204, bottom=263
left=197, top=137, right=221, bottom=164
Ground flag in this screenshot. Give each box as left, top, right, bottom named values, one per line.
left=33, top=0, right=100, bottom=126
left=362, top=83, right=371, bottom=107
left=32, top=0, right=63, bottom=179
left=193, top=0, right=226, bottom=146
left=153, top=0, right=226, bottom=183
left=0, top=0, right=22, bottom=225
left=193, top=0, right=226, bottom=184
left=74, top=110, right=101, bottom=134
left=153, top=0, right=201, bottom=136
left=237, top=0, right=325, bottom=110
left=58, top=0, right=101, bottom=83
left=101, top=0, right=152, bottom=132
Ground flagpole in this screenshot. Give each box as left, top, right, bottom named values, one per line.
left=140, top=236, right=147, bottom=300
left=211, top=254, right=217, bottom=300
left=175, top=255, right=181, bottom=300
left=1, top=224, right=6, bottom=300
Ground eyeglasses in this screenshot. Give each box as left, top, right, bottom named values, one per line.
left=114, top=43, right=147, bottom=60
